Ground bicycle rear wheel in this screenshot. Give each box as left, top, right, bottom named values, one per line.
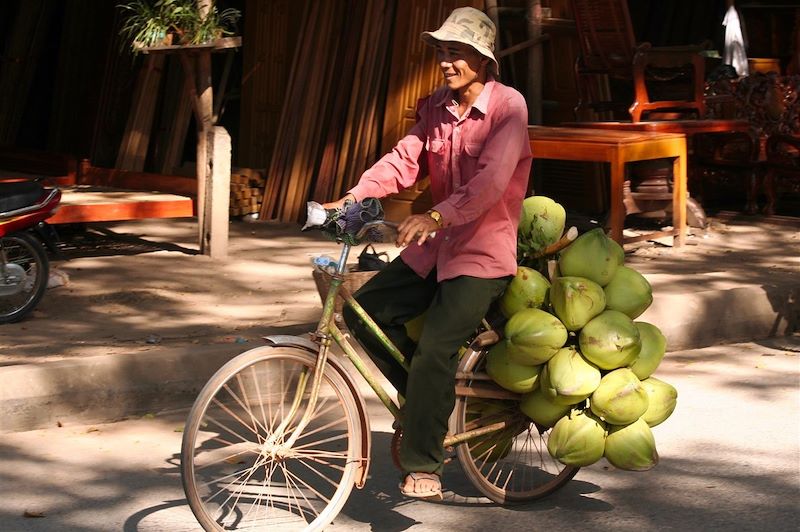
left=181, top=346, right=363, bottom=531
left=453, top=348, right=579, bottom=504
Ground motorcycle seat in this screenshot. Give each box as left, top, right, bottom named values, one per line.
left=0, top=181, right=45, bottom=215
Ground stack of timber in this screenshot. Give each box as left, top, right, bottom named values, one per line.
left=259, top=0, right=396, bottom=223
left=229, top=168, right=265, bottom=217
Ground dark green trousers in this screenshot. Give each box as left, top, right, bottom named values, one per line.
left=343, top=258, right=509, bottom=475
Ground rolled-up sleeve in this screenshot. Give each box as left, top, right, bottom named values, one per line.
left=348, top=99, right=430, bottom=201
left=434, top=97, right=530, bottom=227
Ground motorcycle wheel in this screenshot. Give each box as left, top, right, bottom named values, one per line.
left=0, top=232, right=49, bottom=324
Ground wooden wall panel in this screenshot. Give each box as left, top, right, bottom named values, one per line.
left=238, top=0, right=307, bottom=170
left=540, top=15, right=580, bottom=125
left=0, top=0, right=54, bottom=145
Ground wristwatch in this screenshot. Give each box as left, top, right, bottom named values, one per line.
left=426, top=209, right=444, bottom=228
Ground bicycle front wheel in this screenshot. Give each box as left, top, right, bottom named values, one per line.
left=181, top=346, right=363, bottom=531
left=453, top=348, right=579, bottom=504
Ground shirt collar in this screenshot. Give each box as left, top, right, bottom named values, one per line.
left=434, top=79, right=495, bottom=116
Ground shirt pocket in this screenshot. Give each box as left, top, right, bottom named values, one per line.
left=460, top=142, right=483, bottom=183
left=427, top=138, right=448, bottom=177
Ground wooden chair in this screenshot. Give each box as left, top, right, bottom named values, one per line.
left=701, top=72, right=800, bottom=214
left=570, top=0, right=707, bottom=123
left=765, top=134, right=800, bottom=215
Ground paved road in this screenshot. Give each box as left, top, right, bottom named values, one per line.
left=1, top=338, right=798, bottom=532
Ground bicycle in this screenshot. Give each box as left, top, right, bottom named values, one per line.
left=180, top=217, right=578, bottom=531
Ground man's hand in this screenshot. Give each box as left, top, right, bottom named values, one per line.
left=397, top=214, right=440, bottom=247
left=321, top=193, right=355, bottom=210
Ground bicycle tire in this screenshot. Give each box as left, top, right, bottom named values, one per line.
left=0, top=232, right=49, bottom=324
left=453, top=347, right=579, bottom=504
left=181, top=346, right=363, bottom=531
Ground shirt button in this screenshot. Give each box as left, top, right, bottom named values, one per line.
left=444, top=236, right=449, bottom=241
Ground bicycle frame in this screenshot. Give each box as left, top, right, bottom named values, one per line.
left=279, top=241, right=520, bottom=453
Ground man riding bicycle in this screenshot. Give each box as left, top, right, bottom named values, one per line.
left=324, top=7, right=532, bottom=501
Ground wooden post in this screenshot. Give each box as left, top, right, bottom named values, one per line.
left=194, top=0, right=223, bottom=256
left=526, top=0, right=543, bottom=124
left=196, top=48, right=214, bottom=255
left=206, top=126, right=231, bottom=257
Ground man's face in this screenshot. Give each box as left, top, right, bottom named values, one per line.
left=435, top=41, right=487, bottom=91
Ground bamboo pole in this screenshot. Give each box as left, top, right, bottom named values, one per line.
left=526, top=0, right=543, bottom=124
left=485, top=0, right=502, bottom=57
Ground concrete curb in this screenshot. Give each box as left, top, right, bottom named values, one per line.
left=2, top=277, right=798, bottom=433
left=0, top=343, right=247, bottom=433
left=641, top=277, right=798, bottom=351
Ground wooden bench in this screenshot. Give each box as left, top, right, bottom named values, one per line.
left=528, top=126, right=687, bottom=246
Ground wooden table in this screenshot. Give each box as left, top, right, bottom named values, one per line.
left=528, top=126, right=687, bottom=246
left=560, top=119, right=749, bottom=135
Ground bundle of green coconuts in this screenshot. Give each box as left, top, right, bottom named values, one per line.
left=479, top=196, right=678, bottom=471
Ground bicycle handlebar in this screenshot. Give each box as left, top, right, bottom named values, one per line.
left=354, top=220, right=399, bottom=244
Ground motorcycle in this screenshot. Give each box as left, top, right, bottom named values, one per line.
left=0, top=179, right=61, bottom=323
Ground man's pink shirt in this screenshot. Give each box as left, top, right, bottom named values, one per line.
left=348, top=80, right=532, bottom=282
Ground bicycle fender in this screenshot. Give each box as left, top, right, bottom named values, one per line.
left=262, top=334, right=372, bottom=489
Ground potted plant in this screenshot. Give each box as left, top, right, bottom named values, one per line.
left=118, top=0, right=241, bottom=52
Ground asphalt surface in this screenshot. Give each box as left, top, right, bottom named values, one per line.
left=0, top=338, right=798, bottom=532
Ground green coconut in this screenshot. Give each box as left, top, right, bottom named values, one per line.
left=550, top=276, right=607, bottom=331
left=579, top=310, right=642, bottom=370
left=504, top=308, right=568, bottom=366
left=547, top=408, right=607, bottom=467
left=558, top=228, right=622, bottom=286
left=485, top=342, right=541, bottom=394
left=542, top=346, right=601, bottom=405
left=640, top=376, right=678, bottom=427
left=518, top=196, right=566, bottom=256
left=500, top=266, right=551, bottom=318
left=520, top=387, right=572, bottom=428
left=629, top=322, right=667, bottom=379
left=603, top=266, right=653, bottom=319
left=590, top=368, right=649, bottom=425
left=604, top=418, right=659, bottom=471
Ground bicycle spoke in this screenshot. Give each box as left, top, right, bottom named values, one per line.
left=291, top=409, right=348, bottom=445
left=292, top=453, right=344, bottom=491
left=194, top=444, right=258, bottom=472
left=234, top=372, right=268, bottom=440
left=280, top=461, right=318, bottom=523
left=292, top=432, right=349, bottom=451
left=282, top=462, right=332, bottom=505
left=218, top=382, right=271, bottom=438
left=202, top=410, right=257, bottom=447
left=250, top=365, right=271, bottom=438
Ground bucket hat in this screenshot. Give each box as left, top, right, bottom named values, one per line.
left=421, top=7, right=498, bottom=74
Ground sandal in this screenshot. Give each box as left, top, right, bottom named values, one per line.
left=399, top=472, right=443, bottom=501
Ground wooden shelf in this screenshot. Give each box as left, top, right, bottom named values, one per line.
left=136, top=36, right=241, bottom=55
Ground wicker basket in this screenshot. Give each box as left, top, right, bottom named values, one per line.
left=311, top=266, right=379, bottom=313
